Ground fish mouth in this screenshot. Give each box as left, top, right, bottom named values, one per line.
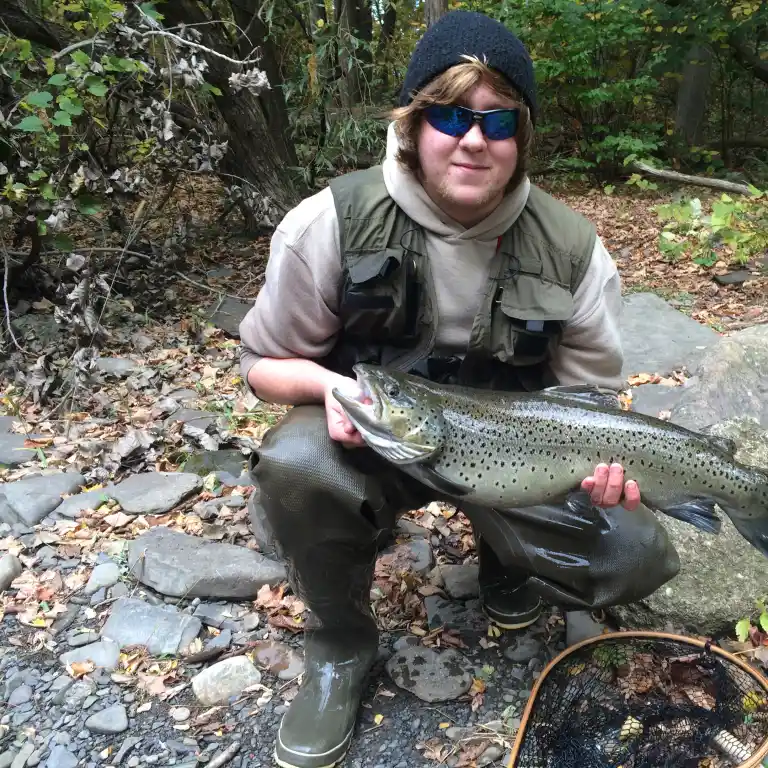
left=331, top=368, right=385, bottom=436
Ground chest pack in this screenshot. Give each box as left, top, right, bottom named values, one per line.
left=319, top=165, right=596, bottom=392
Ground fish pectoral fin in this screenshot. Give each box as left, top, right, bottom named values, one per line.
left=363, top=433, right=437, bottom=465
left=658, top=498, right=722, bottom=535
left=541, top=384, right=622, bottom=411
left=409, top=465, right=472, bottom=498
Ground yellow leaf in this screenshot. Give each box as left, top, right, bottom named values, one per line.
left=68, top=660, right=95, bottom=678
left=439, top=722, right=451, bottom=729
left=374, top=713, right=384, bottom=726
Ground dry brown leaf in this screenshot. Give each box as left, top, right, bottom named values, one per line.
left=104, top=511, right=134, bottom=528
left=456, top=740, right=490, bottom=767
left=68, top=660, right=95, bottom=677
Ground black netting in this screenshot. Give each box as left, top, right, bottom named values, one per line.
left=512, top=636, right=768, bottom=768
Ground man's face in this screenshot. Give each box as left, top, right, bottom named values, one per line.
left=416, top=80, right=519, bottom=227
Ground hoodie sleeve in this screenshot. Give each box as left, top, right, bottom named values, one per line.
left=238, top=187, right=343, bottom=385
left=549, top=236, right=625, bottom=391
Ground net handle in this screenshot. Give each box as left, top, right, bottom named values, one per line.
left=505, top=629, right=768, bottom=768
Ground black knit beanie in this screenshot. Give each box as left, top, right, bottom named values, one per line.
left=399, top=11, right=537, bottom=125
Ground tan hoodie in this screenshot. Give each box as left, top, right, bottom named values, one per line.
left=239, top=123, right=625, bottom=392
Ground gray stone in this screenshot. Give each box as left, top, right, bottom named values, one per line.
left=8, top=684, right=33, bottom=705
left=110, top=472, right=202, bottom=515
left=84, top=704, right=128, bottom=735
left=424, top=595, right=487, bottom=634
left=95, top=357, right=138, bottom=377
left=0, top=415, right=17, bottom=433
left=566, top=611, right=608, bottom=647
left=54, top=679, right=94, bottom=709
left=241, top=613, right=260, bottom=632
left=50, top=604, right=80, bottom=636
left=45, top=746, right=78, bottom=768
left=619, top=293, right=718, bottom=378
left=131, top=333, right=155, bottom=353
left=11, top=743, right=34, bottom=768
left=439, top=564, right=479, bottom=599
left=191, top=657, right=262, bottom=705
left=59, top=639, right=120, bottom=670
left=193, top=603, right=234, bottom=628
left=246, top=487, right=277, bottom=556
left=385, top=646, right=473, bottom=703
left=66, top=630, right=99, bottom=648
left=128, top=527, right=286, bottom=599
left=204, top=629, right=232, bottom=651
left=477, top=745, right=506, bottom=767
left=504, top=636, right=542, bottom=664
left=101, top=598, right=202, bottom=656
left=0, top=553, right=22, bottom=591
left=206, top=298, right=253, bottom=338
left=670, top=325, right=768, bottom=430
left=0, top=754, right=15, bottom=768
left=166, top=389, right=199, bottom=404
left=109, top=582, right=129, bottom=600
left=165, top=411, right=219, bottom=433
left=84, top=563, right=120, bottom=595
left=629, top=383, right=688, bottom=418
left=3, top=472, right=85, bottom=526
left=382, top=539, right=433, bottom=577
left=612, top=417, right=768, bottom=635
left=395, top=519, right=431, bottom=538
left=0, top=434, right=35, bottom=467
left=55, top=490, right=113, bottom=520
left=114, top=737, right=141, bottom=765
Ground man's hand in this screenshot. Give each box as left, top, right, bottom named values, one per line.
left=581, top=463, right=641, bottom=510
left=324, top=375, right=367, bottom=449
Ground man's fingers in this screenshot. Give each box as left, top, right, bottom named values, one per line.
left=600, top=463, right=625, bottom=507
left=589, top=463, right=610, bottom=505
left=623, top=479, right=641, bottom=511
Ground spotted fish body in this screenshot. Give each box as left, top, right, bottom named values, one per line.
left=332, top=364, right=768, bottom=558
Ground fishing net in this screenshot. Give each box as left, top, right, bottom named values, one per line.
left=508, top=632, right=768, bottom=768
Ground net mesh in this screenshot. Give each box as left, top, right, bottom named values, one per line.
left=513, top=636, right=768, bottom=768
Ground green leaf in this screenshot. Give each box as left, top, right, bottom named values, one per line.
left=58, top=95, right=84, bottom=116
left=75, top=195, right=103, bottom=215
left=139, top=2, right=164, bottom=21
left=51, top=110, right=72, bottom=127
left=202, top=82, right=223, bottom=96
left=40, top=183, right=57, bottom=201
left=736, top=617, right=752, bottom=643
left=760, top=612, right=768, bottom=634
left=13, top=116, right=45, bottom=133
left=28, top=169, right=48, bottom=182
left=85, top=75, right=108, bottom=97
left=48, top=74, right=69, bottom=87
left=26, top=90, right=53, bottom=108
left=37, top=219, right=47, bottom=236
left=53, top=234, right=74, bottom=252
left=70, top=50, right=91, bottom=68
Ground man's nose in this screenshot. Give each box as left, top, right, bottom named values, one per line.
left=459, top=122, right=486, bottom=149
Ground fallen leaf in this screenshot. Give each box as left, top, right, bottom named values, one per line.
left=104, top=511, right=134, bottom=528
left=68, top=660, right=95, bottom=678
left=374, top=713, right=384, bottom=726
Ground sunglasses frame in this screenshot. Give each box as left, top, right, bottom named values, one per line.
left=423, top=104, right=521, bottom=140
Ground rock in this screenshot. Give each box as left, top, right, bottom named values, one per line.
left=385, top=647, right=473, bottom=703
left=101, top=597, right=202, bottom=656
left=170, top=707, right=190, bottom=722
left=629, top=383, right=689, bottom=418
left=8, top=684, right=33, bottom=705
left=45, top=746, right=78, bottom=768
left=67, top=630, right=99, bottom=648
left=3, top=472, right=85, bottom=526
left=110, top=472, right=201, bottom=515
left=128, top=528, right=286, bottom=599
left=503, top=636, right=542, bottom=664
left=11, top=744, right=34, bottom=768
left=205, top=628, right=232, bottom=651
left=382, top=539, right=433, bottom=577
left=0, top=434, right=35, bottom=467
left=84, top=562, right=120, bottom=595
left=439, top=564, right=479, bottom=599
left=114, top=737, right=141, bottom=765
left=165, top=411, right=219, bottom=433
left=713, top=269, right=752, bottom=285
left=250, top=640, right=305, bottom=681
left=0, top=755, right=15, bottom=768
left=59, top=639, right=120, bottom=670
left=95, top=357, right=138, bottom=377
left=166, top=389, right=199, bottom=404
left=0, top=415, right=18, bottom=433
left=0, top=553, right=23, bottom=591
left=191, top=657, right=262, bottom=705
left=131, top=333, right=155, bottom=352
left=241, top=613, right=260, bottom=632
left=566, top=611, right=608, bottom=647
left=424, top=596, right=487, bottom=635
left=477, top=745, right=506, bottom=767
left=55, top=490, right=113, bottom=520
left=246, top=487, right=277, bottom=556
left=669, top=325, right=768, bottom=430
left=612, top=417, right=768, bottom=635
left=85, top=704, right=128, bottom=734
left=206, top=297, right=253, bottom=338
left=619, top=293, right=718, bottom=379
left=193, top=602, right=234, bottom=628
left=183, top=450, right=247, bottom=483
left=396, top=518, right=431, bottom=538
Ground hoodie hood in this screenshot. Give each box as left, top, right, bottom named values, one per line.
left=381, top=121, right=530, bottom=242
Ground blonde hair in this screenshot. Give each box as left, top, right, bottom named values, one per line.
left=388, top=56, right=534, bottom=193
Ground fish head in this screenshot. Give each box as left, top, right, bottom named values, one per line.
left=332, top=364, right=445, bottom=464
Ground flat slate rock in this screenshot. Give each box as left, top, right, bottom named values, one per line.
left=128, top=527, right=286, bottom=599
left=206, top=297, right=254, bottom=338
left=101, top=597, right=202, bottom=656
left=184, top=450, right=247, bottom=479
left=55, top=488, right=114, bottom=519
left=386, top=646, right=474, bottom=703
left=612, top=417, right=768, bottom=635
left=191, top=656, right=262, bottom=705
left=0, top=434, right=35, bottom=467
left=95, top=357, right=139, bottom=377
left=619, top=293, right=718, bottom=378
left=164, top=409, right=219, bottom=431
left=85, top=704, right=128, bottom=734
left=3, top=472, right=85, bottom=526
left=669, top=325, right=768, bottom=431
left=630, top=383, right=689, bottom=419
left=110, top=472, right=201, bottom=515
left=59, top=638, right=120, bottom=670
left=0, top=415, right=17, bottom=433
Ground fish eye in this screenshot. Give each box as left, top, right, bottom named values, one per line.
left=385, top=383, right=400, bottom=398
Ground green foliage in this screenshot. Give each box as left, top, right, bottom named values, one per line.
left=656, top=188, right=767, bottom=266
left=735, top=597, right=768, bottom=644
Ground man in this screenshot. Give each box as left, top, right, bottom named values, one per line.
left=239, top=11, right=680, bottom=768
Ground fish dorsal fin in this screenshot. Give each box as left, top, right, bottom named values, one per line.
left=708, top=435, right=737, bottom=456
left=541, top=384, right=622, bottom=411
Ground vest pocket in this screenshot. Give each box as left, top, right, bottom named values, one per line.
left=339, top=247, right=420, bottom=344
left=489, top=275, right=573, bottom=366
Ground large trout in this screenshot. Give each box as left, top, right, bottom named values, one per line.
left=332, top=364, right=768, bottom=558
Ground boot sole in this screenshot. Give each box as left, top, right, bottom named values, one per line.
left=274, top=725, right=353, bottom=768
left=483, top=601, right=542, bottom=631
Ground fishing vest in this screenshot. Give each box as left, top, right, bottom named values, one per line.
left=318, top=165, right=596, bottom=392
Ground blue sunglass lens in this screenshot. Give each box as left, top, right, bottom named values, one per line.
left=483, top=109, right=519, bottom=140
left=424, top=106, right=519, bottom=140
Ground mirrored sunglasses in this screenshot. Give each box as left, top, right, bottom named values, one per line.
left=423, top=104, right=520, bottom=141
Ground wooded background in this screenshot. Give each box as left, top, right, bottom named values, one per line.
left=0, top=0, right=766, bottom=324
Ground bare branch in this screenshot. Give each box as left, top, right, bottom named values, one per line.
left=629, top=161, right=754, bottom=196
left=1, top=244, right=25, bottom=353
left=52, top=37, right=102, bottom=60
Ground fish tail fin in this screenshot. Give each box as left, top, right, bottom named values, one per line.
left=725, top=504, right=768, bottom=559
left=658, top=498, right=722, bottom=535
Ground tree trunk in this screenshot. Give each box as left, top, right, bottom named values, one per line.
left=162, top=0, right=303, bottom=228
left=377, top=0, right=398, bottom=93
left=425, top=0, right=448, bottom=27
left=0, top=0, right=73, bottom=50
left=675, top=44, right=713, bottom=145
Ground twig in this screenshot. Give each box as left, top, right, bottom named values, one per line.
left=206, top=741, right=241, bottom=768
left=1, top=245, right=24, bottom=353
left=630, top=161, right=754, bottom=196
left=52, top=37, right=103, bottom=61
left=141, top=29, right=262, bottom=66
left=173, top=271, right=248, bottom=301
